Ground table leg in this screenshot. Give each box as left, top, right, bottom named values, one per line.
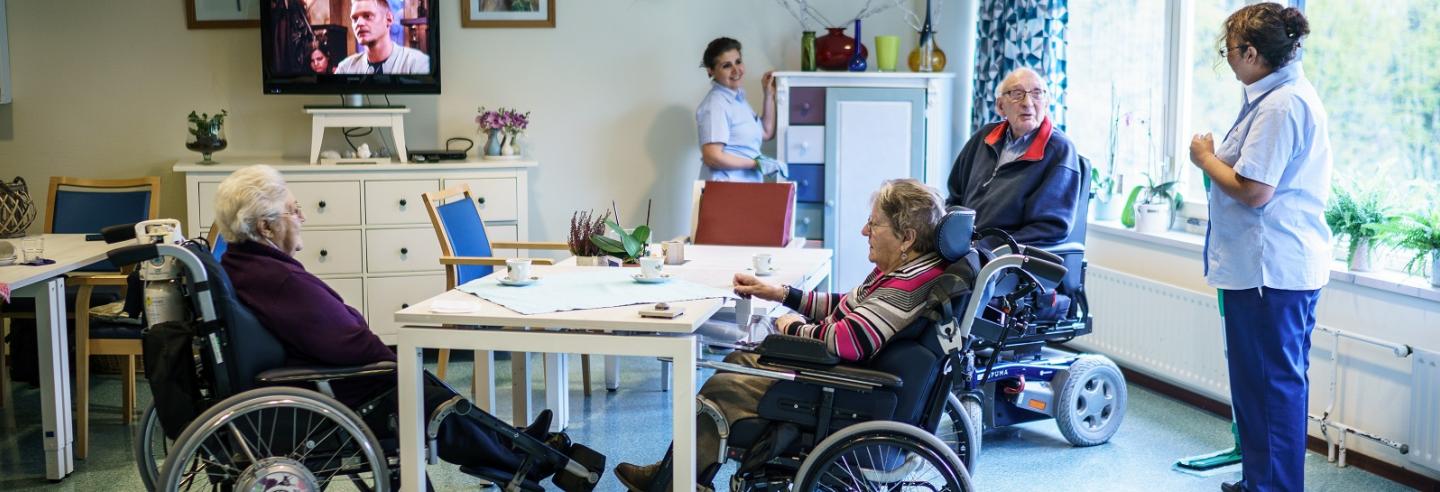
left=512, top=351, right=533, bottom=426
left=605, top=355, right=621, bottom=391
left=397, top=341, right=425, bottom=491
left=471, top=350, right=495, bottom=414
left=659, top=359, right=671, bottom=392
left=23, top=278, right=73, bottom=480
left=544, top=354, right=569, bottom=432
left=670, top=337, right=697, bottom=491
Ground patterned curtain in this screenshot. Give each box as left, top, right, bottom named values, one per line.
left=972, top=0, right=1070, bottom=132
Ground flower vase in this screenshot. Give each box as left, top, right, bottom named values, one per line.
left=816, top=27, right=866, bottom=71
left=485, top=129, right=503, bottom=156
left=908, top=33, right=948, bottom=72
left=800, top=31, right=817, bottom=72
left=1429, top=250, right=1440, bottom=287
left=500, top=134, right=516, bottom=156
left=1348, top=238, right=1374, bottom=272
left=847, top=19, right=867, bottom=72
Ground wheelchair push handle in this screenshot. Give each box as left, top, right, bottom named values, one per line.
left=101, top=223, right=139, bottom=243
left=105, top=243, right=160, bottom=267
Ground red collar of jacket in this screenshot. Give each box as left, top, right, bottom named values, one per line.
left=983, top=117, right=1054, bottom=162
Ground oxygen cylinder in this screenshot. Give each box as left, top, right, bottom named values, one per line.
left=143, top=279, right=187, bottom=327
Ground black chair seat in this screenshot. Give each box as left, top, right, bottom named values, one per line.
left=90, top=321, right=143, bottom=340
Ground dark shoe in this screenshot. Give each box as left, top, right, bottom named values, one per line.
left=614, top=461, right=662, bottom=492
left=523, top=409, right=553, bottom=441
left=1221, top=481, right=1244, bottom=492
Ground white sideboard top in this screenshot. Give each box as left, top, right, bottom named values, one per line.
left=173, top=158, right=537, bottom=173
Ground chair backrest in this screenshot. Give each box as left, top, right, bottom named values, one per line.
left=690, top=180, right=796, bottom=247
left=47, top=176, right=160, bottom=234
left=423, top=185, right=496, bottom=289
left=186, top=241, right=287, bottom=398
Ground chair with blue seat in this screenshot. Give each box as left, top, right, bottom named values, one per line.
left=53, top=176, right=161, bottom=460
left=421, top=184, right=592, bottom=415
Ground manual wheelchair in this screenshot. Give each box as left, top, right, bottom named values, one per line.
left=104, top=222, right=604, bottom=492
left=636, top=206, right=1073, bottom=491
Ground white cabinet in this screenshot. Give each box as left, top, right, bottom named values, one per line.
left=177, top=160, right=536, bottom=344
left=775, top=72, right=955, bottom=289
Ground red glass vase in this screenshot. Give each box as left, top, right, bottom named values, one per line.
left=815, top=27, right=867, bottom=71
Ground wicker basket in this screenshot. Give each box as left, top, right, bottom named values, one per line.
left=0, top=177, right=37, bottom=238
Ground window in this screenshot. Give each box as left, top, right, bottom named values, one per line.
left=1184, top=0, right=1253, bottom=201
left=1067, top=0, right=1169, bottom=194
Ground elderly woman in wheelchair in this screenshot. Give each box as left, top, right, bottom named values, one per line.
left=125, top=164, right=604, bottom=491
left=615, top=178, right=1047, bottom=492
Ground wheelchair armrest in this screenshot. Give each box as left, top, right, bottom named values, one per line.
left=754, top=334, right=840, bottom=366
left=256, top=361, right=397, bottom=384
left=1039, top=242, right=1085, bottom=257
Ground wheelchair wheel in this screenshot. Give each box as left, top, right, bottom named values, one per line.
left=134, top=404, right=168, bottom=492
left=794, top=421, right=973, bottom=492
left=1055, top=355, right=1127, bottom=447
left=159, top=386, right=390, bottom=492
left=935, top=393, right=981, bottom=472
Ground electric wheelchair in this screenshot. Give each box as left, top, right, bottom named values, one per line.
left=103, top=222, right=605, bottom=492
left=637, top=206, right=1072, bottom=491
left=948, top=155, right=1128, bottom=453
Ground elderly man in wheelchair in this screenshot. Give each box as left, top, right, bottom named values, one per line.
left=118, top=164, right=606, bottom=491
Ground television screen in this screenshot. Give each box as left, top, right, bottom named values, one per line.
left=262, top=0, right=439, bottom=95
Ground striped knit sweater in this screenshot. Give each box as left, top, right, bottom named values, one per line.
left=779, top=252, right=947, bottom=362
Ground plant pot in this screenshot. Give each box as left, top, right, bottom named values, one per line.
left=1132, top=203, right=1171, bottom=234
left=1093, top=194, right=1125, bottom=222
left=1430, top=250, right=1440, bottom=288
left=1348, top=238, right=1374, bottom=272
left=574, top=255, right=605, bottom=266
left=484, top=129, right=502, bottom=156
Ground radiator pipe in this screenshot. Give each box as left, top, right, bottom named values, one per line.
left=1308, top=325, right=1412, bottom=468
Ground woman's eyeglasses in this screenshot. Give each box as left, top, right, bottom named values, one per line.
left=280, top=202, right=305, bottom=218
left=1218, top=44, right=1250, bottom=58
left=1001, top=89, right=1047, bottom=102
left=864, top=218, right=892, bottom=230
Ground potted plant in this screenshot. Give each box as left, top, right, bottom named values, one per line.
left=1373, top=208, right=1440, bottom=287
left=568, top=209, right=611, bottom=266
left=589, top=200, right=652, bottom=265
left=476, top=107, right=530, bottom=159
left=186, top=110, right=229, bottom=164
left=1325, top=185, right=1389, bottom=272
left=1123, top=153, right=1183, bottom=234
left=1092, top=84, right=1125, bottom=221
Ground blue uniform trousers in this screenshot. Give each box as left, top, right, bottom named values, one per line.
left=1222, top=287, right=1320, bottom=492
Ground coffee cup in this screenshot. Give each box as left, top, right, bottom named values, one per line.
left=639, top=256, right=664, bottom=279
left=752, top=253, right=774, bottom=275
left=505, top=258, right=532, bottom=281
left=662, top=240, right=685, bottom=265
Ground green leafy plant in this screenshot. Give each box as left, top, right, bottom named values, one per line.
left=1120, top=157, right=1183, bottom=227
left=588, top=200, right=651, bottom=263
left=568, top=209, right=611, bottom=257
left=1325, top=184, right=1390, bottom=262
left=1372, top=208, right=1440, bottom=277
left=187, top=110, right=227, bottom=140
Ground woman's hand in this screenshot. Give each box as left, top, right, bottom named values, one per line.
left=734, top=272, right=784, bottom=302
left=761, top=70, right=776, bottom=97
left=1189, top=133, right=1216, bottom=167
left=776, top=312, right=806, bottom=333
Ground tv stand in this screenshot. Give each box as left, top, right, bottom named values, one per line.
left=305, top=106, right=409, bottom=164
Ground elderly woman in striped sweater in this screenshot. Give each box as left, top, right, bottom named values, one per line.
left=616, top=178, right=950, bottom=491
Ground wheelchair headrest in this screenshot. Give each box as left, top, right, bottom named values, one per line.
left=935, top=206, right=976, bottom=263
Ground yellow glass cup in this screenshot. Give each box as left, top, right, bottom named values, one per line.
left=875, top=35, right=900, bottom=72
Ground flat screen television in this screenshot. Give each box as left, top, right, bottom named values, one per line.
left=261, top=0, right=440, bottom=96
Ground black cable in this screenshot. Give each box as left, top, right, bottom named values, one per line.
left=446, top=138, right=474, bottom=153
left=342, top=127, right=374, bottom=153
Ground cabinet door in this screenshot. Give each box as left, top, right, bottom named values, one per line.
left=825, top=88, right=925, bottom=289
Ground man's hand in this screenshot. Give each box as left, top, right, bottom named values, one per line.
left=1189, top=133, right=1216, bottom=167
left=733, top=273, right=784, bottom=301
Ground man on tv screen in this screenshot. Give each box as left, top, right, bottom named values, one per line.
left=335, top=0, right=430, bottom=75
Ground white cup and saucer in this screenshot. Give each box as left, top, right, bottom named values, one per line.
left=749, top=253, right=776, bottom=276
left=499, top=258, right=540, bottom=286
left=633, top=256, right=671, bottom=284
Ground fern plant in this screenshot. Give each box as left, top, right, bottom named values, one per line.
left=1324, top=185, right=1390, bottom=263
left=1372, top=209, right=1440, bottom=277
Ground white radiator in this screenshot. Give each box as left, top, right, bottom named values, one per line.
left=1412, top=348, right=1440, bottom=472
left=1065, top=266, right=1230, bottom=402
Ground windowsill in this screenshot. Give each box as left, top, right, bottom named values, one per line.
left=1089, top=220, right=1440, bottom=304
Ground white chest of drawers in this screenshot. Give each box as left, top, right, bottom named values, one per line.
left=175, top=160, right=535, bottom=344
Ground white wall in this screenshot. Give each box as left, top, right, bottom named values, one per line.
left=1086, top=231, right=1440, bottom=481
left=0, top=0, right=926, bottom=242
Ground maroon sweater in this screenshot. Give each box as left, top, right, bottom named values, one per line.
left=222, top=240, right=395, bottom=405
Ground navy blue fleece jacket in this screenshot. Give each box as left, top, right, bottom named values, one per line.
left=945, top=117, right=1083, bottom=249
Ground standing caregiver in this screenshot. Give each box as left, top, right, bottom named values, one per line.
left=1187, top=3, right=1331, bottom=492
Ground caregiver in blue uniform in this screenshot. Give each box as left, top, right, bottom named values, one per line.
left=1188, top=4, right=1330, bottom=492
left=695, top=37, right=778, bottom=182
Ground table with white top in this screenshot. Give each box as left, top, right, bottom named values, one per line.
left=391, top=244, right=831, bottom=492
left=0, top=234, right=118, bottom=481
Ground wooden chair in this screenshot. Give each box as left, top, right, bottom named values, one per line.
left=421, top=185, right=594, bottom=406
left=684, top=180, right=803, bottom=248
left=50, top=176, right=160, bottom=459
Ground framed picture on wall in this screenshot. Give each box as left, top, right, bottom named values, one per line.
left=187, top=0, right=261, bottom=29
left=462, top=0, right=555, bottom=28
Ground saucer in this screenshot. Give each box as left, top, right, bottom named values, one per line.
left=746, top=267, right=777, bottom=277
left=498, top=275, right=540, bottom=287
left=633, top=273, right=672, bottom=284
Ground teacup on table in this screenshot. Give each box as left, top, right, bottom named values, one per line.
left=639, top=256, right=664, bottom=279
left=506, top=258, right=532, bottom=281
left=752, top=253, right=774, bottom=276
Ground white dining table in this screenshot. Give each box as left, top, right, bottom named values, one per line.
left=391, top=244, right=831, bottom=491
left=0, top=234, right=117, bottom=481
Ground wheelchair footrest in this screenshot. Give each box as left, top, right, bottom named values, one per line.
left=459, top=465, right=545, bottom=492
left=552, top=443, right=606, bottom=492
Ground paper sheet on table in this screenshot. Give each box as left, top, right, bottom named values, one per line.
left=457, top=269, right=735, bottom=315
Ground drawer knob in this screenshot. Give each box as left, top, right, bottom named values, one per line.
left=476, top=197, right=487, bottom=205
left=400, top=247, right=409, bottom=255
left=402, top=303, right=410, bottom=309
left=320, top=250, right=329, bottom=257
left=318, top=200, right=328, bottom=209
left=801, top=179, right=810, bottom=187
left=802, top=217, right=812, bottom=225
left=399, top=198, right=408, bottom=207
left=801, top=102, right=812, bottom=111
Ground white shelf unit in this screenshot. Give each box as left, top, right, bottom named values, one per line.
left=175, top=159, right=536, bottom=344
left=774, top=72, right=955, bottom=289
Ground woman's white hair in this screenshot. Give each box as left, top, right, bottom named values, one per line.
left=213, top=165, right=289, bottom=244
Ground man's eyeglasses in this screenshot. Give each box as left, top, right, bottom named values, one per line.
left=1218, top=44, right=1250, bottom=58
left=1001, top=89, right=1047, bottom=102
